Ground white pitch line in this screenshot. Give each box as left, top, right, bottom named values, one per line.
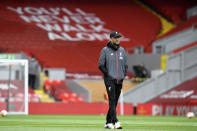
left=0, top=124, right=97, bottom=127
left=1, top=119, right=197, bottom=127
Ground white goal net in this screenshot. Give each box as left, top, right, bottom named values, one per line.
left=0, top=59, right=28, bottom=115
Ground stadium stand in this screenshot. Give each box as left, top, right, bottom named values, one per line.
left=152, top=15, right=197, bottom=54
left=48, top=80, right=83, bottom=102
left=147, top=76, right=197, bottom=105
left=1, top=0, right=197, bottom=115
left=158, top=15, right=197, bottom=39
left=0, top=0, right=161, bottom=74
left=134, top=0, right=175, bottom=39
left=124, top=44, right=197, bottom=106
left=0, top=80, right=40, bottom=106
left=142, top=0, right=197, bottom=24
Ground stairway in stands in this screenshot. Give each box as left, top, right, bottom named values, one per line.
left=34, top=89, right=54, bottom=102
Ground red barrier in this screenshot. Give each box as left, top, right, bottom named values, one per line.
left=137, top=103, right=197, bottom=116
left=137, top=103, right=162, bottom=116
left=29, top=102, right=133, bottom=115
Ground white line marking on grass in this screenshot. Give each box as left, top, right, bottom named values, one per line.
left=1, top=119, right=197, bottom=126
left=122, top=121, right=197, bottom=127
left=0, top=119, right=104, bottom=124
left=0, top=124, right=97, bottom=128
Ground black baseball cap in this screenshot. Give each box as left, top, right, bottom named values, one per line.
left=110, top=31, right=122, bottom=38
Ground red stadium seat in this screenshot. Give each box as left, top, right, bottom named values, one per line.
left=0, top=0, right=161, bottom=74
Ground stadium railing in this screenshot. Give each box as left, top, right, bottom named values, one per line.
left=153, top=24, right=197, bottom=54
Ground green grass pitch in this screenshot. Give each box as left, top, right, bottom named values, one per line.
left=0, top=115, right=197, bottom=131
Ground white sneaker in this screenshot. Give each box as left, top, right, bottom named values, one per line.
left=104, top=123, right=114, bottom=129
left=114, top=122, right=123, bottom=129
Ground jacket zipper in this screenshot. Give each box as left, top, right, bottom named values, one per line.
left=116, top=51, right=119, bottom=84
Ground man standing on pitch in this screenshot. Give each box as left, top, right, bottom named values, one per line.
left=98, top=31, right=128, bottom=129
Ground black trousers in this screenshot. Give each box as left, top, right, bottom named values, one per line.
left=29, top=74, right=36, bottom=90
left=104, top=77, right=123, bottom=124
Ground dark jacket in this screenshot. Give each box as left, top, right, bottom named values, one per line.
left=98, top=41, right=128, bottom=80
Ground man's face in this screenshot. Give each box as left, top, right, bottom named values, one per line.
left=110, top=37, right=120, bottom=45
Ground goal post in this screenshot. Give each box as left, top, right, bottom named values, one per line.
left=0, top=59, right=28, bottom=115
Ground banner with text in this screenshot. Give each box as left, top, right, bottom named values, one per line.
left=137, top=104, right=197, bottom=116
left=7, top=6, right=130, bottom=42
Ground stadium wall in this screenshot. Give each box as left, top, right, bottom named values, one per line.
left=137, top=103, right=197, bottom=116
left=28, top=102, right=197, bottom=116
left=29, top=103, right=133, bottom=115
